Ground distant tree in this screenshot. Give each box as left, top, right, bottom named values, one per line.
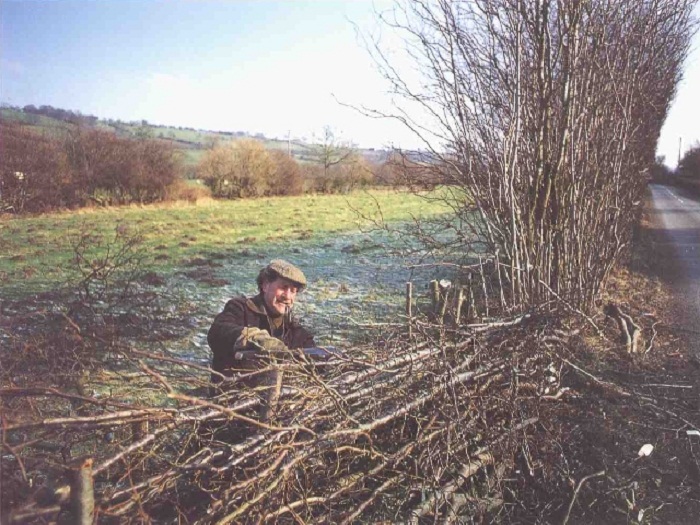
left=305, top=126, right=356, bottom=180
left=311, top=153, right=374, bottom=194
left=373, top=151, right=438, bottom=190
left=134, top=124, right=153, bottom=140
left=650, top=156, right=673, bottom=183
left=198, top=139, right=275, bottom=198
left=337, top=154, right=374, bottom=190
left=129, top=139, right=183, bottom=202
left=299, top=128, right=376, bottom=193
left=677, top=144, right=700, bottom=179
left=82, top=115, right=99, bottom=126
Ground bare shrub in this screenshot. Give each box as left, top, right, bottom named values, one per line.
left=268, top=150, right=304, bottom=196
left=373, top=151, right=438, bottom=189
left=0, top=121, right=69, bottom=213
left=198, top=138, right=275, bottom=198
left=369, top=0, right=696, bottom=311
left=1, top=123, right=184, bottom=212
left=299, top=161, right=324, bottom=193
left=303, top=126, right=355, bottom=177
left=64, top=128, right=182, bottom=206
left=333, top=154, right=374, bottom=191
left=69, top=225, right=149, bottom=305
left=127, top=138, right=183, bottom=203
left=300, top=126, right=376, bottom=194
left=165, top=179, right=212, bottom=202
left=650, top=156, right=674, bottom=184
left=0, top=223, right=204, bottom=520
left=304, top=153, right=374, bottom=194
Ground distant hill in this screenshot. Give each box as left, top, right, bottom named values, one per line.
left=0, top=104, right=391, bottom=176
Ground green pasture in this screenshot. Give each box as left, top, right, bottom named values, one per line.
left=0, top=190, right=450, bottom=299
left=1, top=108, right=73, bottom=136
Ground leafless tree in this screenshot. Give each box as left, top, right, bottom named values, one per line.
left=304, top=126, right=357, bottom=180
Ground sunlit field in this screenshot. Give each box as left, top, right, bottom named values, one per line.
left=1, top=189, right=453, bottom=350
left=0, top=189, right=447, bottom=293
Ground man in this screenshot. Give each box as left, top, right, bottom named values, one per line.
left=207, top=260, right=315, bottom=402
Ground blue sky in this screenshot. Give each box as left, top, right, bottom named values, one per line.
left=1, top=0, right=699, bottom=162
left=1, top=0, right=409, bottom=147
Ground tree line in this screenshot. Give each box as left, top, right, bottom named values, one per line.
left=1, top=122, right=181, bottom=213
left=21, top=104, right=99, bottom=126
left=0, top=120, right=397, bottom=214
left=198, top=127, right=377, bottom=198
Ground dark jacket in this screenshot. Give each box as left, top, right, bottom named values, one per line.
left=207, top=294, right=315, bottom=385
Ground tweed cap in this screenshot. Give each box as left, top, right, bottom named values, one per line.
left=266, top=259, right=307, bottom=288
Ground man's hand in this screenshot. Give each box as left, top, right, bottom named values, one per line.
left=234, top=327, right=287, bottom=352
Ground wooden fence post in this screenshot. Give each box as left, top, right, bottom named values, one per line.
left=429, top=280, right=439, bottom=316
left=479, top=258, right=489, bottom=318
left=406, top=282, right=413, bottom=338
left=132, top=420, right=149, bottom=442
left=68, top=457, right=94, bottom=525
left=438, top=285, right=450, bottom=325
left=466, top=273, right=476, bottom=321
left=454, top=286, right=465, bottom=327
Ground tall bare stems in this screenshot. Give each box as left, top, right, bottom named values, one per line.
left=375, top=0, right=696, bottom=311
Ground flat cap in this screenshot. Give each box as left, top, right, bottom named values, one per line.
left=267, top=259, right=307, bottom=288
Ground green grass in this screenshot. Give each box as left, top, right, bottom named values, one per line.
left=0, top=190, right=449, bottom=298
left=1, top=108, right=75, bottom=138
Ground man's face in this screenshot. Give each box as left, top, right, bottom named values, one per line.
left=262, top=277, right=299, bottom=317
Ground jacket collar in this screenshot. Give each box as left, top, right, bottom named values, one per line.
left=248, top=293, right=285, bottom=330
left=247, top=294, right=267, bottom=315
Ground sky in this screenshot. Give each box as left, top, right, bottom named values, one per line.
left=0, top=0, right=413, bottom=148
left=658, top=13, right=700, bottom=168
left=1, top=0, right=699, bottom=162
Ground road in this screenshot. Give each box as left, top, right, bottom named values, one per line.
left=649, top=183, right=700, bottom=357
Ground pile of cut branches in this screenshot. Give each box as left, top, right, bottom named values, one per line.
left=3, top=314, right=571, bottom=523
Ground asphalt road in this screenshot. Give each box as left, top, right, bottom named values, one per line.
left=649, top=183, right=700, bottom=357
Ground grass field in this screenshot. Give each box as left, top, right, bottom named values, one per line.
left=1, top=189, right=452, bottom=350
left=0, top=189, right=448, bottom=290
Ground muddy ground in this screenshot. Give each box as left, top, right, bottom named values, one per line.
left=522, top=202, right=700, bottom=524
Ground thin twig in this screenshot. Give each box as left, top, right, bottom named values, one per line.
left=561, top=470, right=606, bottom=525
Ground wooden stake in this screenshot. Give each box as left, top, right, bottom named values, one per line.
left=438, top=287, right=450, bottom=325
left=67, top=457, right=94, bottom=525
left=454, top=287, right=465, bottom=327
left=466, top=273, right=476, bottom=320
left=406, top=282, right=413, bottom=338
left=261, top=369, right=284, bottom=423
left=429, top=280, right=439, bottom=315
left=479, top=258, right=489, bottom=318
